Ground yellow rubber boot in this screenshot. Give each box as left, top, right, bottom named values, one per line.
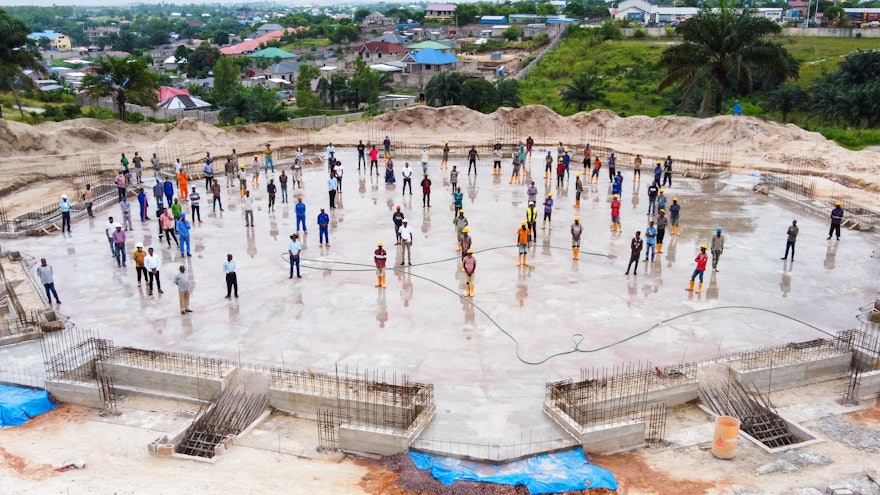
left=381, top=276, right=387, bottom=288
left=696, top=283, right=703, bottom=294
left=611, top=223, right=616, bottom=232
left=517, top=254, right=521, bottom=266
left=685, top=280, right=694, bottom=291
left=573, top=249, right=579, bottom=260
left=457, top=242, right=461, bottom=252
left=574, top=200, right=580, bottom=208
left=469, top=284, right=474, bottom=297
left=375, top=276, right=381, bottom=287
left=523, top=255, right=529, bottom=266
left=657, top=243, right=663, bottom=253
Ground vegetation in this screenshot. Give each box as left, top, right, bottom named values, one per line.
left=560, top=74, right=608, bottom=112
left=425, top=73, right=522, bottom=112
left=80, top=56, right=159, bottom=121
left=0, top=9, right=42, bottom=119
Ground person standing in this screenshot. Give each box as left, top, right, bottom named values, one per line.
left=120, top=196, right=133, bottom=231
left=251, top=155, right=260, bottom=187
left=527, top=181, right=538, bottom=205
left=144, top=247, right=163, bottom=295
left=420, top=146, right=430, bottom=176
left=177, top=213, right=192, bottom=257
left=516, top=222, right=530, bottom=267
left=556, top=157, right=565, bottom=188
left=624, top=231, right=643, bottom=275
left=84, top=184, right=95, bottom=218
left=450, top=165, right=459, bottom=192
left=828, top=201, right=844, bottom=240
left=653, top=161, right=663, bottom=185
left=171, top=198, right=182, bottom=222
left=163, top=177, right=174, bottom=206
left=151, top=153, right=160, bottom=178
left=467, top=145, right=479, bottom=175
left=161, top=207, right=178, bottom=247
left=590, top=155, right=601, bottom=184
left=710, top=228, right=724, bottom=272
left=633, top=153, right=642, bottom=181
left=452, top=187, right=463, bottom=217
left=36, top=258, right=61, bottom=304
left=669, top=197, right=681, bottom=236
left=174, top=265, right=193, bottom=314
left=543, top=193, right=553, bottom=230
left=420, top=174, right=432, bottom=208
left=369, top=145, right=379, bottom=176
left=545, top=151, right=554, bottom=180
left=454, top=209, right=469, bottom=251
left=203, top=152, right=214, bottom=190
left=392, top=205, right=405, bottom=244
left=607, top=151, right=617, bottom=182
left=644, top=221, right=657, bottom=262
left=462, top=249, right=476, bottom=297
left=243, top=190, right=255, bottom=227
left=137, top=187, right=149, bottom=221
left=686, top=245, right=709, bottom=293
left=177, top=169, right=189, bottom=200
left=120, top=153, right=130, bottom=176
left=385, top=158, right=396, bottom=184
left=104, top=216, right=116, bottom=255
left=211, top=179, right=223, bottom=212
left=401, top=162, right=413, bottom=194
left=152, top=179, right=164, bottom=208
left=132, top=243, right=147, bottom=287
left=574, top=174, right=583, bottom=208
left=264, top=143, right=274, bottom=174
left=612, top=172, right=623, bottom=199
left=112, top=223, right=126, bottom=267
left=288, top=233, right=302, bottom=278
left=526, top=202, right=538, bottom=242
left=279, top=171, right=288, bottom=203
left=225, top=154, right=236, bottom=188
left=459, top=227, right=472, bottom=270
left=357, top=140, right=366, bottom=170
left=383, top=135, right=391, bottom=156
left=327, top=172, right=338, bottom=209
left=59, top=194, right=72, bottom=233
left=115, top=171, right=127, bottom=202
left=190, top=187, right=202, bottom=223
left=318, top=208, right=330, bottom=246
left=610, top=194, right=622, bottom=233
left=266, top=179, right=277, bottom=212
left=526, top=135, right=534, bottom=159
left=399, top=219, right=413, bottom=266
left=374, top=242, right=387, bottom=288
left=657, top=188, right=668, bottom=214
left=646, top=181, right=659, bottom=215
left=223, top=253, right=238, bottom=298
left=571, top=216, right=583, bottom=260
left=782, top=220, right=799, bottom=260
left=493, top=146, right=502, bottom=175
left=238, top=166, right=248, bottom=196
left=510, top=153, right=521, bottom=184
left=295, top=197, right=307, bottom=233
left=662, top=155, right=673, bottom=187
left=442, top=141, right=450, bottom=169
left=582, top=143, right=592, bottom=175
left=656, top=209, right=668, bottom=253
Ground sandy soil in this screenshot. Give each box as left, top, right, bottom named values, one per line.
left=2, top=105, right=879, bottom=217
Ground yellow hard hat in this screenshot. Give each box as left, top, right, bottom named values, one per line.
left=467, top=248, right=474, bottom=254
left=576, top=174, right=580, bottom=177
left=459, top=209, right=464, bottom=213
left=254, top=155, right=258, bottom=159
left=701, top=244, right=708, bottom=249
left=659, top=188, right=664, bottom=193
left=521, top=221, right=527, bottom=226
left=445, top=140, right=448, bottom=144
left=659, top=209, right=665, bottom=213
left=636, top=153, right=641, bottom=156
left=548, top=193, right=553, bottom=197
left=462, top=227, right=469, bottom=233
left=574, top=216, right=580, bottom=221
left=835, top=201, right=843, bottom=206
left=673, top=197, right=679, bottom=201
left=378, top=242, right=383, bottom=246
left=657, top=161, right=662, bottom=165
left=613, top=194, right=619, bottom=198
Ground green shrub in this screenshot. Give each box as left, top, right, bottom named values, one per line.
left=633, top=27, right=646, bottom=39
left=126, top=112, right=145, bottom=123
left=61, top=103, right=81, bottom=119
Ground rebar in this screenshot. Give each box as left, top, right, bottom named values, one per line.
left=700, top=380, right=798, bottom=448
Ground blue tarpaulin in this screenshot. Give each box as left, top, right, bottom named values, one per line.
left=0, top=384, right=56, bottom=427
left=409, top=448, right=618, bottom=494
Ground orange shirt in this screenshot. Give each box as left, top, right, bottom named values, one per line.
left=517, top=228, right=530, bottom=244
left=593, top=157, right=601, bottom=170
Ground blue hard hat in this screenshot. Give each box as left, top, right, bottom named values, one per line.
left=547, top=151, right=551, bottom=155
left=717, top=228, right=722, bottom=232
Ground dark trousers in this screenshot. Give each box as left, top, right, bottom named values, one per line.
left=784, top=241, right=796, bottom=259
left=164, top=229, right=178, bottom=246
left=213, top=197, right=222, bottom=211
left=423, top=193, right=430, bottom=207
left=118, top=187, right=125, bottom=202
left=61, top=211, right=71, bottom=232
left=319, top=226, right=329, bottom=244
left=626, top=255, right=639, bottom=274
left=358, top=154, right=366, bottom=168
left=268, top=195, right=275, bottom=210
left=205, top=177, right=213, bottom=190
left=136, top=266, right=148, bottom=283
left=329, top=190, right=336, bottom=209
left=828, top=223, right=841, bottom=239
left=226, top=272, right=238, bottom=296
left=402, top=178, right=412, bottom=194
left=289, top=255, right=300, bottom=277
left=148, top=270, right=161, bottom=292
left=43, top=283, right=59, bottom=302
left=371, top=160, right=379, bottom=175
left=662, top=172, right=672, bottom=186
left=191, top=205, right=201, bottom=222
left=468, top=159, right=477, bottom=174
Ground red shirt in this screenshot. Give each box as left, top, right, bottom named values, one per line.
left=611, top=200, right=621, bottom=216
left=695, top=252, right=708, bottom=271
left=374, top=248, right=387, bottom=268
left=369, top=148, right=378, bottom=160
left=557, top=162, right=565, bottom=175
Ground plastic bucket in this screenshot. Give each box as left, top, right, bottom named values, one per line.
left=711, top=415, right=740, bottom=460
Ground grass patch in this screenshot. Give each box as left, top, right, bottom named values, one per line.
left=282, top=38, right=331, bottom=51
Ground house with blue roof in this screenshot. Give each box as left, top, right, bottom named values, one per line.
left=401, top=48, right=459, bottom=75
left=27, top=31, right=71, bottom=51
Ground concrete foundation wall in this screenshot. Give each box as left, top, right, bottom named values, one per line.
left=268, top=387, right=413, bottom=421
left=581, top=420, right=646, bottom=454
left=97, top=362, right=223, bottom=401
left=735, top=353, right=852, bottom=392
left=553, top=381, right=699, bottom=423
left=338, top=404, right=435, bottom=456
left=858, top=370, right=880, bottom=401
left=45, top=379, right=104, bottom=409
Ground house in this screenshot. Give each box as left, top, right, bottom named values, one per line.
left=220, top=28, right=305, bottom=55
left=613, top=0, right=652, bottom=23
left=523, top=23, right=549, bottom=37
left=402, top=48, right=458, bottom=75
left=266, top=60, right=301, bottom=83
left=424, top=4, right=456, bottom=21
left=84, top=25, right=120, bottom=43
left=256, top=23, right=284, bottom=36
left=186, top=20, right=205, bottom=28
left=754, top=7, right=784, bottom=21
left=613, top=0, right=699, bottom=24
left=163, top=56, right=184, bottom=71
left=362, top=11, right=394, bottom=26
left=653, top=7, right=699, bottom=23
left=27, top=31, right=71, bottom=51
left=788, top=0, right=810, bottom=19
left=372, top=32, right=410, bottom=44
left=480, top=16, right=508, bottom=24
left=352, top=41, right=408, bottom=62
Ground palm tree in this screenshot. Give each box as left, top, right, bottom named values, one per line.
left=0, top=10, right=43, bottom=119
left=80, top=55, right=159, bottom=121
left=560, top=74, right=608, bottom=112
left=496, top=79, right=522, bottom=108
left=764, top=83, right=804, bottom=123
left=425, top=72, right=466, bottom=107
left=658, top=6, right=791, bottom=116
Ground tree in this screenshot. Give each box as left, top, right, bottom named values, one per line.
left=80, top=56, right=158, bottom=121
left=658, top=6, right=791, bottom=116
left=822, top=5, right=845, bottom=27
left=186, top=43, right=221, bottom=77
left=764, top=83, right=804, bottom=122
left=496, top=79, right=522, bottom=108
left=0, top=9, right=43, bottom=119
left=454, top=4, right=477, bottom=26
left=537, top=2, right=560, bottom=16
left=212, top=56, right=240, bottom=104
left=425, top=72, right=466, bottom=106
left=354, top=8, right=371, bottom=22
left=173, top=44, right=192, bottom=63
left=560, top=74, right=608, bottom=112
left=502, top=27, right=520, bottom=41
left=564, top=2, right=587, bottom=19
left=349, top=57, right=380, bottom=105
left=461, top=79, right=498, bottom=112
left=295, top=64, right=322, bottom=114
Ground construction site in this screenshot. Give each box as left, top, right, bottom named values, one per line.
left=0, top=112, right=879, bottom=494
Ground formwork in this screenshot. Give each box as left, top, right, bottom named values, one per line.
left=732, top=337, right=853, bottom=392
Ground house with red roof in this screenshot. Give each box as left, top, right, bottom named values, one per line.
left=352, top=41, right=408, bottom=63
left=219, top=27, right=306, bottom=56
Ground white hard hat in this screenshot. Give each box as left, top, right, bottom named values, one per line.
left=136, top=242, right=143, bottom=248
left=114, top=223, right=121, bottom=228
left=61, top=194, right=67, bottom=199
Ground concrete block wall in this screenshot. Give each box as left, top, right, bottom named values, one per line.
left=97, top=361, right=223, bottom=401
left=45, top=379, right=104, bottom=409
left=581, top=421, right=646, bottom=454
left=858, top=370, right=880, bottom=401
left=338, top=403, right=436, bottom=456
left=268, top=387, right=414, bottom=422
left=735, top=353, right=852, bottom=392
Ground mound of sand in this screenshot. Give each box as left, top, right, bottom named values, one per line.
left=0, top=106, right=879, bottom=215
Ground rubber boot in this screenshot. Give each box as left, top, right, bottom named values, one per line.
left=657, top=243, right=663, bottom=253
left=573, top=249, right=578, bottom=260
left=574, top=200, right=580, bottom=208
left=375, top=276, right=381, bottom=287
left=685, top=280, right=694, bottom=291
left=457, top=242, right=461, bottom=252
left=517, top=254, right=522, bottom=267
left=522, top=255, right=529, bottom=266
left=543, top=221, right=546, bottom=230
left=695, top=283, right=703, bottom=294
left=611, top=223, right=616, bottom=232
left=469, top=284, right=474, bottom=297
left=548, top=221, right=552, bottom=230
left=381, top=276, right=387, bottom=288
left=544, top=171, right=549, bottom=179
left=461, top=261, right=466, bottom=272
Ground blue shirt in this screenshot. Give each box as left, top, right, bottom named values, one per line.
left=327, top=177, right=338, bottom=191
left=59, top=199, right=71, bottom=213
left=612, top=181, right=622, bottom=196
left=657, top=194, right=667, bottom=211
left=645, top=226, right=657, bottom=245
left=317, top=212, right=329, bottom=227
left=163, top=181, right=174, bottom=197
left=176, top=218, right=190, bottom=238
left=295, top=202, right=306, bottom=217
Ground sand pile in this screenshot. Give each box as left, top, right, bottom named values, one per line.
left=1, top=105, right=879, bottom=215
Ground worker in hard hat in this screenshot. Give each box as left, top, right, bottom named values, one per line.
left=610, top=194, right=622, bottom=233
left=828, top=201, right=844, bottom=241
left=510, top=151, right=521, bottom=184
left=460, top=227, right=472, bottom=271
left=543, top=193, right=554, bottom=230
left=374, top=242, right=387, bottom=288
left=463, top=249, right=477, bottom=297
left=656, top=209, right=667, bottom=253
left=526, top=201, right=538, bottom=243
left=493, top=145, right=503, bottom=176
left=441, top=141, right=450, bottom=169
left=571, top=216, right=583, bottom=260
left=454, top=209, right=469, bottom=251
left=657, top=188, right=667, bottom=213
left=669, top=197, right=681, bottom=236
left=710, top=228, right=725, bottom=272
left=251, top=154, right=260, bottom=187
left=662, top=154, right=673, bottom=187
left=633, top=153, right=642, bottom=181
left=562, top=149, right=571, bottom=181
left=544, top=150, right=553, bottom=179
left=653, top=161, right=663, bottom=184
left=574, top=173, right=583, bottom=208
left=516, top=222, right=531, bottom=267
left=556, top=156, right=566, bottom=188
left=686, top=245, right=709, bottom=293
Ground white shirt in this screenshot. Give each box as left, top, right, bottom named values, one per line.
left=223, top=260, right=236, bottom=273
left=174, top=160, right=182, bottom=174
left=402, top=167, right=412, bottom=179
left=105, top=221, right=115, bottom=238
left=288, top=240, right=302, bottom=256
left=144, top=253, right=161, bottom=271
left=243, top=196, right=254, bottom=211
left=398, top=225, right=413, bottom=243
left=333, top=164, right=343, bottom=177
left=421, top=150, right=429, bottom=163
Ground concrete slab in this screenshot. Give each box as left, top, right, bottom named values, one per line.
left=3, top=153, right=879, bottom=448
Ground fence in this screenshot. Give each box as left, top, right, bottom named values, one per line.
left=512, top=30, right=564, bottom=81
left=288, top=112, right=365, bottom=129
left=77, top=96, right=220, bottom=124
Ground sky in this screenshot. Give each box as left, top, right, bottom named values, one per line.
left=0, top=0, right=394, bottom=5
